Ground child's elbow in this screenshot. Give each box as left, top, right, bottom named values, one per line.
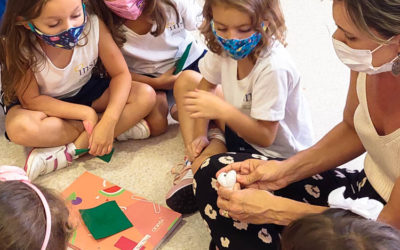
left=258, top=138, right=274, bottom=148
left=257, top=133, right=277, bottom=148
left=19, top=97, right=38, bottom=110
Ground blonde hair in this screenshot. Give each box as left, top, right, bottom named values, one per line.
left=200, top=0, right=286, bottom=62
left=338, top=0, right=400, bottom=43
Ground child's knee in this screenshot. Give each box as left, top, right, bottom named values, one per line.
left=146, top=97, right=169, bottom=136
left=173, top=70, right=199, bottom=98
left=5, top=115, right=40, bottom=144
left=130, top=82, right=157, bottom=108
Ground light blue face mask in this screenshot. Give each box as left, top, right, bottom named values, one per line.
left=211, top=20, right=263, bottom=60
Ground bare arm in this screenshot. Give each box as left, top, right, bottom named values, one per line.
left=282, top=71, right=366, bottom=184
left=378, top=177, right=400, bottom=229
left=193, top=78, right=217, bottom=138
left=97, top=19, right=132, bottom=126
left=19, top=70, right=97, bottom=123
left=222, top=106, right=278, bottom=147
left=130, top=69, right=178, bottom=90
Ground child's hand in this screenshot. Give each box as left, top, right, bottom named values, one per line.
left=186, top=135, right=209, bottom=161
left=88, top=119, right=115, bottom=156
left=155, top=67, right=180, bottom=89
left=184, top=89, right=228, bottom=120
left=82, top=107, right=99, bottom=134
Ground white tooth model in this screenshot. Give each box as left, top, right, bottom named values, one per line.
left=217, top=170, right=237, bottom=190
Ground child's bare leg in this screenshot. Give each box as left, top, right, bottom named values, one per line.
left=174, top=70, right=204, bottom=149
left=191, top=139, right=227, bottom=174
left=74, top=81, right=156, bottom=148
left=5, top=106, right=84, bottom=147
left=145, top=91, right=168, bottom=136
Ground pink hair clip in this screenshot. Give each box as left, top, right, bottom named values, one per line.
left=0, top=165, right=52, bottom=250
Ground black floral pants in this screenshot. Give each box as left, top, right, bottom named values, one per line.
left=194, top=152, right=386, bottom=250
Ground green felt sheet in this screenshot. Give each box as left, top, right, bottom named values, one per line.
left=79, top=200, right=133, bottom=240
left=75, top=148, right=114, bottom=163
left=174, top=42, right=192, bottom=75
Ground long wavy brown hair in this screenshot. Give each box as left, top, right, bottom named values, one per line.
left=88, top=0, right=179, bottom=46
left=0, top=0, right=89, bottom=106
left=201, top=0, right=287, bottom=63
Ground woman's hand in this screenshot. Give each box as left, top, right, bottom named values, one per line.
left=184, top=89, right=229, bottom=120
left=217, top=184, right=327, bottom=225
left=217, top=159, right=289, bottom=191
left=88, top=119, right=115, bottom=156
left=216, top=184, right=289, bottom=225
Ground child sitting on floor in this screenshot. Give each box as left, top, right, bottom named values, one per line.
left=0, top=165, right=73, bottom=250
left=280, top=208, right=400, bottom=250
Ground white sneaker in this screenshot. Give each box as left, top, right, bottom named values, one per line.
left=117, top=119, right=151, bottom=141
left=24, top=143, right=77, bottom=181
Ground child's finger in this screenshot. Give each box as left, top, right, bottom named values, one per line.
left=88, top=134, right=93, bottom=149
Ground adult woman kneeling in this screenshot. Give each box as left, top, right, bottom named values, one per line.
left=194, top=1, right=400, bottom=249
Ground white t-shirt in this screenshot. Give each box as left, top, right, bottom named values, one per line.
left=121, top=0, right=205, bottom=77
left=199, top=42, right=314, bottom=158
left=33, top=15, right=99, bottom=98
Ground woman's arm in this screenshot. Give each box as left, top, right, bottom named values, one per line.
left=282, top=70, right=365, bottom=184
left=219, top=71, right=366, bottom=190
left=217, top=186, right=327, bottom=225
left=378, top=177, right=400, bottom=229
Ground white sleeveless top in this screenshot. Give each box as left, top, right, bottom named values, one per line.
left=33, top=15, right=99, bottom=98
left=354, top=72, right=400, bottom=202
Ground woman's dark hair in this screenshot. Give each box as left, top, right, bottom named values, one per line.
left=281, top=208, right=400, bottom=250
left=0, top=181, right=73, bottom=250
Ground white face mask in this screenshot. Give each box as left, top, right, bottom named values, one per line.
left=332, top=37, right=397, bottom=75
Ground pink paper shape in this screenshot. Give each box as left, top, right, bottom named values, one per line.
left=114, top=236, right=145, bottom=250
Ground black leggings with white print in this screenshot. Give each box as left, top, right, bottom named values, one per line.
left=193, top=152, right=386, bottom=250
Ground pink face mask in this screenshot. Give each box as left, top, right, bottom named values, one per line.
left=104, top=0, right=145, bottom=20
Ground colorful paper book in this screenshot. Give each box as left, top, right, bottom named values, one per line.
left=62, top=171, right=182, bottom=250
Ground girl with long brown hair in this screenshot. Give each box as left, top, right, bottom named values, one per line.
left=0, top=0, right=157, bottom=180
left=88, top=0, right=206, bottom=135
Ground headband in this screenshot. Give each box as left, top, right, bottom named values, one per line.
left=0, top=166, right=51, bottom=250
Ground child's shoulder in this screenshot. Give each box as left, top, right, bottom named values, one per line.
left=257, top=41, right=298, bottom=75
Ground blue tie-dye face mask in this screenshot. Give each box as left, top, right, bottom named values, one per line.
left=211, top=20, right=263, bottom=60
left=28, top=4, right=87, bottom=50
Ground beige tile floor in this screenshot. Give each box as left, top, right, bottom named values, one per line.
left=0, top=0, right=363, bottom=249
